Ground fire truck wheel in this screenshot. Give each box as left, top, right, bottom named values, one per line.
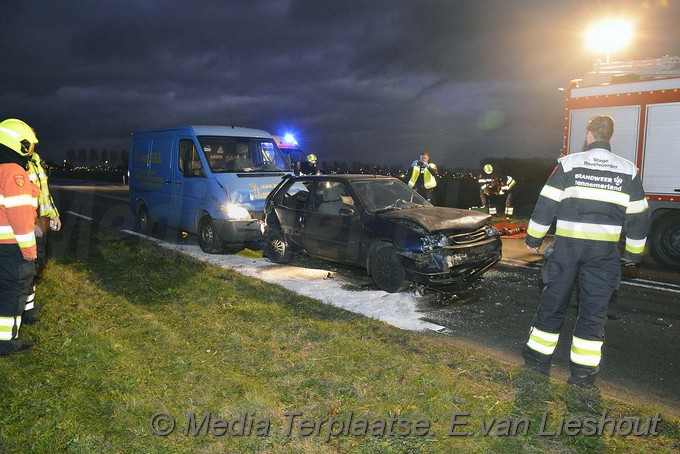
left=650, top=212, right=680, bottom=269
left=198, top=217, right=226, bottom=254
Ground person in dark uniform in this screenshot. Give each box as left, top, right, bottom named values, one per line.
left=522, top=115, right=649, bottom=390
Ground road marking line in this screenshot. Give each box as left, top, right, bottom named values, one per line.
left=66, top=211, right=94, bottom=221
left=630, top=278, right=680, bottom=290
left=621, top=281, right=680, bottom=294
left=501, top=258, right=680, bottom=294
left=96, top=194, right=129, bottom=202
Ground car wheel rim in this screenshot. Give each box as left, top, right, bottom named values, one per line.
left=271, top=238, right=285, bottom=258
left=376, top=254, right=397, bottom=280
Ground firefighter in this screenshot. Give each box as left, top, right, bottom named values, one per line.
left=522, top=115, right=649, bottom=390
left=0, top=119, right=39, bottom=356
left=478, top=164, right=516, bottom=217
left=408, top=151, right=438, bottom=203
left=21, top=124, right=61, bottom=325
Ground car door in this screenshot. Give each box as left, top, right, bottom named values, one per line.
left=304, top=180, right=362, bottom=264
left=273, top=179, right=312, bottom=248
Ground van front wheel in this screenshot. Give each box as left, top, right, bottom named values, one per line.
left=198, top=218, right=225, bottom=254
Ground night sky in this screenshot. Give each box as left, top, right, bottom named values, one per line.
left=2, top=0, right=679, bottom=169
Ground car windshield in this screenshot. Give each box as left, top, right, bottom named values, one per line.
left=352, top=179, right=431, bottom=213
left=198, top=136, right=288, bottom=172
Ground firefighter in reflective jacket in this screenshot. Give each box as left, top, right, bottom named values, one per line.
left=23, top=140, right=61, bottom=324
left=0, top=119, right=39, bottom=356
left=408, top=151, right=437, bottom=203
left=478, top=164, right=516, bottom=216
left=522, top=115, right=649, bottom=389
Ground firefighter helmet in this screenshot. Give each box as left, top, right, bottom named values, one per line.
left=0, top=118, right=39, bottom=156
left=483, top=163, right=493, bottom=175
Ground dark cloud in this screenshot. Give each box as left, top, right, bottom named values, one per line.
left=1, top=0, right=679, bottom=168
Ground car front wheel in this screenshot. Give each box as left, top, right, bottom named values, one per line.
left=198, top=217, right=225, bottom=254
left=371, top=244, right=409, bottom=293
left=266, top=230, right=292, bottom=264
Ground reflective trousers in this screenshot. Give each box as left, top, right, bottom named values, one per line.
left=526, top=237, right=621, bottom=377
left=0, top=244, right=36, bottom=354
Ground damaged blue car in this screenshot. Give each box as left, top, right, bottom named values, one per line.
left=263, top=174, right=502, bottom=292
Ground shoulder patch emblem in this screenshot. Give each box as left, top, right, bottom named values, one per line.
left=14, top=175, right=25, bottom=187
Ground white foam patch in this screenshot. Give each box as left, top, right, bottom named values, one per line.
left=123, top=230, right=446, bottom=332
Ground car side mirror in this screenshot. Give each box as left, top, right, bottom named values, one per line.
left=339, top=206, right=355, bottom=217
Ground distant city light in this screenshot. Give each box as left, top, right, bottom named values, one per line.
left=586, top=20, right=634, bottom=63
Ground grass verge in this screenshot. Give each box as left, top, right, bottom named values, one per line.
left=1, top=226, right=678, bottom=453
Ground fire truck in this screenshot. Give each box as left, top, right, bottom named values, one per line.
left=563, top=57, right=680, bottom=268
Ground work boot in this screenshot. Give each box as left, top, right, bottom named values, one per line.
left=567, top=374, right=599, bottom=392
left=22, top=308, right=41, bottom=325
left=0, top=343, right=35, bottom=357
left=521, top=345, right=551, bottom=376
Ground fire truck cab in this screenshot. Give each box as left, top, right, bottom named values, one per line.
left=563, top=57, right=680, bottom=268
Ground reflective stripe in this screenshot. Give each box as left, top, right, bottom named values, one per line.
left=570, top=336, right=603, bottom=367
left=0, top=126, right=21, bottom=139
left=625, top=237, right=647, bottom=254
left=14, top=232, right=35, bottom=243
left=626, top=198, right=649, bottom=214
left=505, top=207, right=514, bottom=215
left=527, top=327, right=559, bottom=355
left=408, top=166, right=419, bottom=188
left=0, top=316, right=18, bottom=340
left=0, top=226, right=12, bottom=234
left=562, top=186, right=630, bottom=207
left=527, top=219, right=551, bottom=239
left=1, top=194, right=35, bottom=208
left=539, top=185, right=563, bottom=202
left=506, top=177, right=516, bottom=190
left=555, top=220, right=621, bottom=242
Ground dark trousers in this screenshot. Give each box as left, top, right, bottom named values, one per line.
left=527, top=237, right=621, bottom=376
left=25, top=234, right=47, bottom=313
left=416, top=186, right=435, bottom=205
left=480, top=190, right=513, bottom=210
left=0, top=244, right=36, bottom=353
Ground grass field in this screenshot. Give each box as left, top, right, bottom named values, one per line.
left=1, top=226, right=678, bottom=453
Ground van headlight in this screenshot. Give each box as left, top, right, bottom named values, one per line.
left=224, top=203, right=251, bottom=220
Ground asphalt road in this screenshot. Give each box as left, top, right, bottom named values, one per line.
left=49, top=181, right=680, bottom=416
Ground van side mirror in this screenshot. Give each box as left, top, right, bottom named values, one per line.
left=293, top=161, right=302, bottom=176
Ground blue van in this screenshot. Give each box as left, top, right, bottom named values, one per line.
left=129, top=125, right=290, bottom=253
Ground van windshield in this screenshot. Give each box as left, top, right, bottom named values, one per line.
left=199, top=137, right=288, bottom=172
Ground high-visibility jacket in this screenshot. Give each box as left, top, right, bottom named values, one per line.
left=26, top=152, right=59, bottom=219
left=526, top=141, right=649, bottom=263
left=0, top=163, right=38, bottom=259
left=479, top=174, right=515, bottom=195
left=408, top=161, right=437, bottom=189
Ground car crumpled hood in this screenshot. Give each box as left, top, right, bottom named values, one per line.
left=379, top=207, right=491, bottom=233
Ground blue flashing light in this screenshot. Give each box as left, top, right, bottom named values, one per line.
left=283, top=133, right=298, bottom=146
